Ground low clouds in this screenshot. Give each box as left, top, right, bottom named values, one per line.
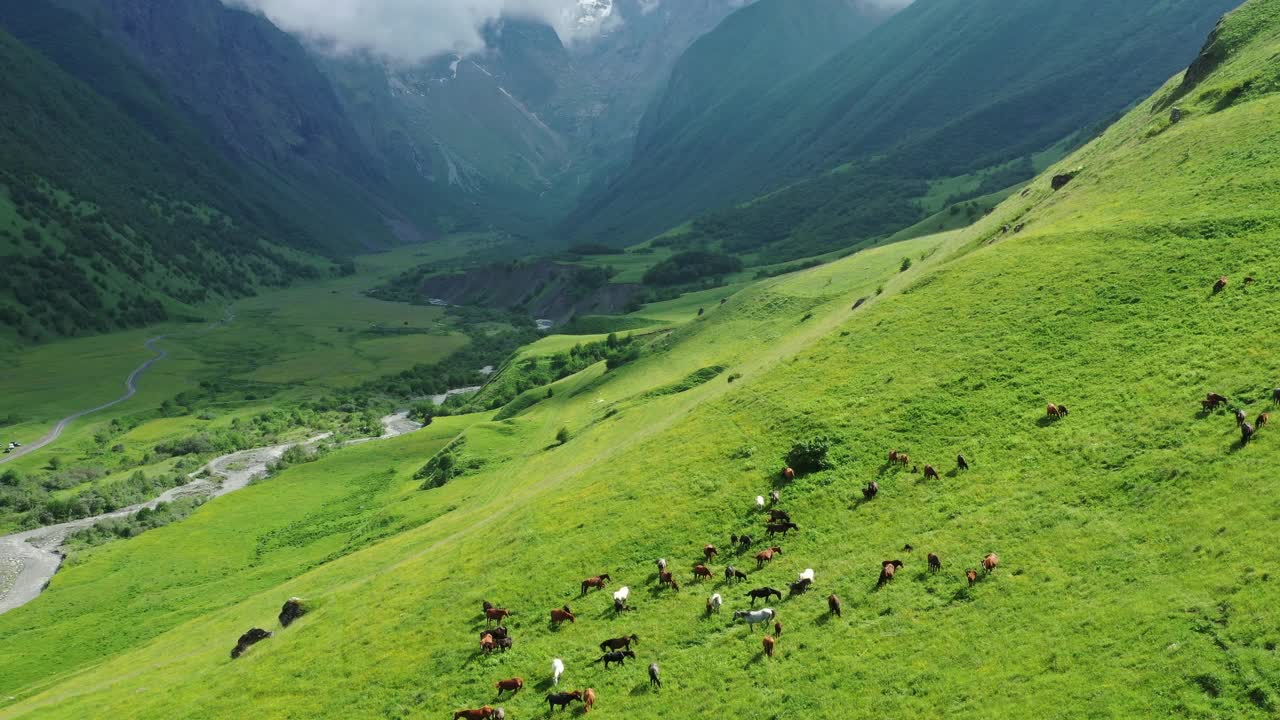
left=224, top=0, right=617, bottom=63
left=225, top=0, right=915, bottom=65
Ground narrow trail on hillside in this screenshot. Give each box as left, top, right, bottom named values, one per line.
left=0, top=336, right=169, bottom=467
left=0, top=411, right=422, bottom=615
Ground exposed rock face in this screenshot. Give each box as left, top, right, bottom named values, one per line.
left=230, top=628, right=273, bottom=659
left=1052, top=169, right=1081, bottom=191
left=278, top=597, right=307, bottom=628
left=1170, top=107, right=1186, bottom=124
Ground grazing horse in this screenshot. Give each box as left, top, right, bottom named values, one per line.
left=704, top=545, right=719, bottom=562
left=480, top=633, right=496, bottom=655
left=593, top=650, right=636, bottom=669
left=656, top=558, right=667, bottom=573
left=767, top=509, right=792, bottom=522
left=480, top=627, right=509, bottom=641
left=707, top=593, right=723, bottom=614
left=774, top=620, right=782, bottom=636
left=828, top=594, right=843, bottom=617
left=1047, top=403, right=1066, bottom=419
left=756, top=547, right=782, bottom=569
left=1273, top=388, right=1280, bottom=405
left=770, top=490, right=780, bottom=505
left=453, top=707, right=496, bottom=720
left=863, top=481, right=879, bottom=500
left=600, top=634, right=639, bottom=652
left=692, top=564, right=713, bottom=581
left=649, top=663, right=662, bottom=688
left=584, top=688, right=596, bottom=714
left=782, top=467, right=796, bottom=481
left=788, top=578, right=812, bottom=595
left=547, top=691, right=583, bottom=712
left=888, top=450, right=900, bottom=463
left=878, top=560, right=904, bottom=586
left=895, top=452, right=911, bottom=467
left=495, top=678, right=523, bottom=697
left=966, top=569, right=979, bottom=586
left=725, top=566, right=748, bottom=583
left=957, top=454, right=970, bottom=471
left=551, top=658, right=565, bottom=686
left=731, top=534, right=754, bottom=550
left=550, top=606, right=576, bottom=625
left=581, top=574, right=612, bottom=595
left=230, top=628, right=273, bottom=659
left=755, top=495, right=766, bottom=509
left=482, top=600, right=495, bottom=614
left=762, top=635, right=776, bottom=658
left=798, top=568, right=814, bottom=583
left=928, top=553, right=942, bottom=573
left=1258, top=413, right=1271, bottom=429
left=485, top=607, right=512, bottom=626
left=766, top=522, right=799, bottom=537
left=612, top=586, right=630, bottom=612
left=982, top=553, right=1000, bottom=573
left=924, top=464, right=940, bottom=481
left=1242, top=422, right=1256, bottom=444
left=495, top=637, right=513, bottom=652
left=734, top=608, right=775, bottom=631
left=659, top=570, right=680, bottom=591
left=746, top=587, right=782, bottom=605
left=1214, top=276, right=1228, bottom=293
left=1236, top=408, right=1248, bottom=426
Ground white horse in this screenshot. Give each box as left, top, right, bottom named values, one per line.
left=733, top=607, right=775, bottom=631
left=552, top=658, right=565, bottom=686
left=613, top=586, right=630, bottom=611
left=755, top=495, right=765, bottom=509
left=798, top=568, right=814, bottom=583
left=707, top=593, right=723, bottom=614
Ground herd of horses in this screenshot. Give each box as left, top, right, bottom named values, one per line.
left=453, top=386, right=1280, bottom=716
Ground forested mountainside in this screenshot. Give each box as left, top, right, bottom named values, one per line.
left=564, top=0, right=1241, bottom=257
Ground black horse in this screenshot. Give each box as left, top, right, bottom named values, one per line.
left=593, top=650, right=636, bottom=669
left=746, top=587, right=782, bottom=605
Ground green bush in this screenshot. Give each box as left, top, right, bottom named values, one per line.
left=785, top=435, right=834, bottom=474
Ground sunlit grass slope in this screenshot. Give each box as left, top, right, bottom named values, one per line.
left=5, top=2, right=1280, bottom=718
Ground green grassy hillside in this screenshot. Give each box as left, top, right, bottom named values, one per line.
left=4, top=2, right=1280, bottom=718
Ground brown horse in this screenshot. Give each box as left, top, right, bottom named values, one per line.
left=584, top=688, right=596, bottom=713
left=659, top=570, right=680, bottom=591
left=966, top=569, right=978, bottom=586
left=982, top=553, right=1000, bottom=573
left=774, top=620, right=783, bottom=637
left=581, top=574, right=612, bottom=596
left=703, top=544, right=718, bottom=562
left=888, top=450, right=900, bottom=463
left=782, top=466, right=796, bottom=481
left=756, top=546, right=782, bottom=569
left=550, top=606, right=576, bottom=625
left=600, top=634, right=639, bottom=652
left=896, top=453, right=910, bottom=466
left=485, top=607, right=512, bottom=626
left=1214, top=276, right=1228, bottom=293
left=1258, top=413, right=1270, bottom=429
left=692, top=564, right=713, bottom=581
left=495, top=678, right=524, bottom=696
left=827, top=594, right=842, bottom=617
left=453, top=708, right=496, bottom=720
left=480, top=633, right=496, bottom=654
left=1047, top=403, right=1066, bottom=419
left=878, top=560, right=904, bottom=586
left=766, top=509, right=792, bottom=522
left=762, top=635, right=776, bottom=658
left=924, top=465, right=940, bottom=481
left=928, top=553, right=941, bottom=573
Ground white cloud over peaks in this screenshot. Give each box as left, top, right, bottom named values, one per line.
left=224, top=0, right=616, bottom=64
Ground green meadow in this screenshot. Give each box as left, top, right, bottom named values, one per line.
left=3, top=3, right=1280, bottom=719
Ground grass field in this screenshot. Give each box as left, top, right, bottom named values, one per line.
left=4, top=4, right=1280, bottom=718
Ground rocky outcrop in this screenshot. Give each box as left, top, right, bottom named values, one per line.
left=230, top=628, right=273, bottom=659
left=278, top=598, right=307, bottom=628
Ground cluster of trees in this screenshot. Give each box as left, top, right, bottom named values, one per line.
left=642, top=251, right=743, bottom=287
left=63, top=497, right=206, bottom=549
left=480, top=333, right=643, bottom=414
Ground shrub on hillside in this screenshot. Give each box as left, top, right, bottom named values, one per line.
left=642, top=251, right=743, bottom=287
left=785, top=436, right=834, bottom=474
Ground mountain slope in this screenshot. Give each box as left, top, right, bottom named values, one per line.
left=0, top=6, right=326, bottom=343
left=566, top=0, right=1241, bottom=247
left=5, top=1, right=1280, bottom=718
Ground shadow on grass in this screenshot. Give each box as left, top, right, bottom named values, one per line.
left=629, top=682, right=655, bottom=696
left=813, top=611, right=834, bottom=626
left=741, top=650, right=766, bottom=670
left=535, top=678, right=556, bottom=692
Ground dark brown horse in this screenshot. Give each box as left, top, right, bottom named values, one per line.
left=581, top=574, right=612, bottom=595
left=766, top=522, right=798, bottom=537
left=600, top=634, right=639, bottom=652
left=1047, top=403, right=1066, bottom=419
left=495, top=678, right=524, bottom=696
left=692, top=564, right=713, bottom=581
left=878, top=560, right=904, bottom=586
left=782, top=467, right=796, bottom=481
left=924, top=465, right=940, bottom=481
left=1214, top=276, right=1228, bottom=293
left=766, top=509, right=792, bottom=522
left=928, top=553, right=942, bottom=573
left=703, top=544, right=718, bottom=562
left=827, top=594, right=842, bottom=617
left=659, top=570, right=680, bottom=591
left=485, top=607, right=512, bottom=626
